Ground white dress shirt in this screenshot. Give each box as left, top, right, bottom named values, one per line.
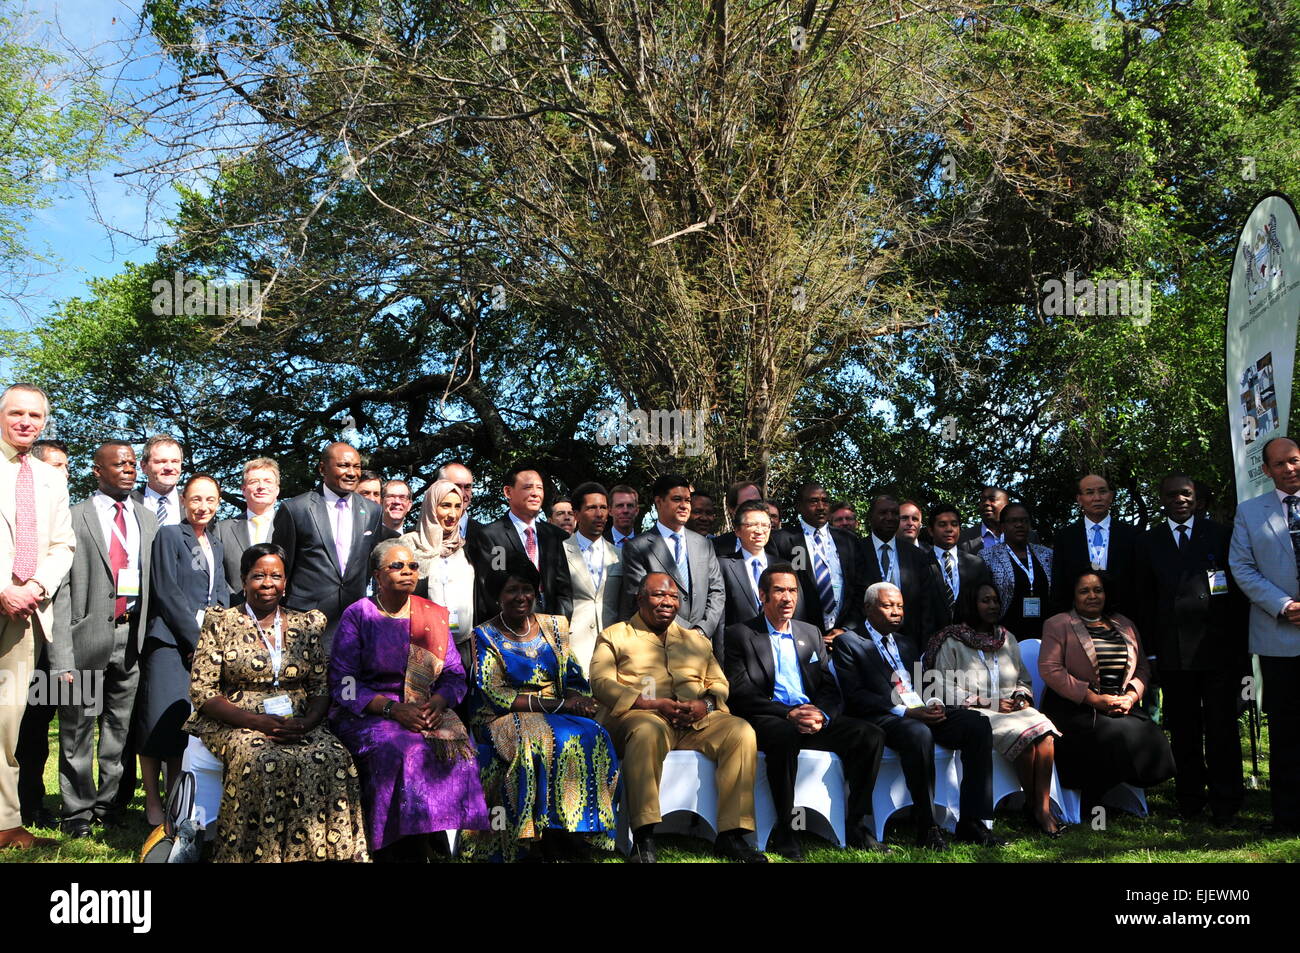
left=246, top=506, right=276, bottom=545
left=575, top=531, right=606, bottom=590
left=742, top=547, right=768, bottom=609
left=1167, top=514, right=1196, bottom=543
left=870, top=533, right=899, bottom=586
left=799, top=517, right=844, bottom=606
left=1084, top=514, right=1112, bottom=569
left=142, top=485, right=182, bottom=526
left=92, top=490, right=142, bottom=611
left=934, top=545, right=960, bottom=600
left=508, top=511, right=540, bottom=560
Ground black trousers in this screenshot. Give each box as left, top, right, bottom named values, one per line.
left=869, top=707, right=993, bottom=827
left=750, top=713, right=884, bottom=837
left=1260, top=655, right=1300, bottom=827
left=1160, top=667, right=1243, bottom=818
left=16, top=640, right=56, bottom=819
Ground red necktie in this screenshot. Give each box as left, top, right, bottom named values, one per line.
left=110, top=501, right=129, bottom=618
left=524, top=526, right=539, bottom=569
left=11, top=453, right=38, bottom=582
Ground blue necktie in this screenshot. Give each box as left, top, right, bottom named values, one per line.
left=156, top=495, right=168, bottom=525
left=879, top=543, right=894, bottom=585
left=751, top=558, right=763, bottom=611
left=671, top=532, right=689, bottom=591
left=812, top=532, right=837, bottom=622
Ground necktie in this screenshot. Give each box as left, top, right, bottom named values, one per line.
left=586, top=541, right=603, bottom=590
left=1090, top=524, right=1105, bottom=567
left=334, top=498, right=349, bottom=571
left=1285, top=497, right=1300, bottom=582
left=812, top=532, right=837, bottom=622
left=110, top=501, right=128, bottom=618
left=751, top=557, right=764, bottom=611
left=11, top=453, right=37, bottom=582
left=156, top=494, right=168, bottom=526
left=942, top=550, right=956, bottom=609
left=524, top=526, right=538, bottom=569
left=1175, top=524, right=1188, bottom=549
left=671, top=532, right=689, bottom=589
left=879, top=543, right=893, bottom=585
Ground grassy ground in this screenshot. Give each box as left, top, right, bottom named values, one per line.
left=8, top=714, right=1300, bottom=863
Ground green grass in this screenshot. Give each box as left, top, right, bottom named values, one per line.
left=9, top=714, right=1300, bottom=862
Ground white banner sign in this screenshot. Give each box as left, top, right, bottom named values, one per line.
left=1226, top=193, right=1300, bottom=502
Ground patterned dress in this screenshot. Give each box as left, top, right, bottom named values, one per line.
left=464, top=614, right=619, bottom=861
left=184, top=606, right=370, bottom=863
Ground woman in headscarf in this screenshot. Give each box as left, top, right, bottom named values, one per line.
left=925, top=581, right=1062, bottom=836
left=399, top=480, right=475, bottom=668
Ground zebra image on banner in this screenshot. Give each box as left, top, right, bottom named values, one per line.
left=1227, top=193, right=1300, bottom=503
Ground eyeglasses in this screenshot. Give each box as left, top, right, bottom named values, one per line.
left=384, top=561, right=421, bottom=571
left=383, top=494, right=412, bottom=502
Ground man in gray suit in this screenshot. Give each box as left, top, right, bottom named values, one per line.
left=1230, top=436, right=1300, bottom=833
left=49, top=440, right=157, bottom=836
left=272, top=442, right=385, bottom=641
left=212, top=456, right=280, bottom=597
left=619, top=473, right=726, bottom=659
left=563, top=482, right=622, bottom=676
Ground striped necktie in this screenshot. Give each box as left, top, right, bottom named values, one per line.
left=811, top=531, right=837, bottom=623
left=1285, top=497, right=1300, bottom=582
left=942, top=550, right=956, bottom=610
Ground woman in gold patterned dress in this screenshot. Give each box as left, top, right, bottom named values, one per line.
left=183, top=542, right=369, bottom=862
left=465, top=556, right=619, bottom=862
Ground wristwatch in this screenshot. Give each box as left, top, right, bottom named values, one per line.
left=382, top=699, right=396, bottom=719
left=702, top=695, right=716, bottom=714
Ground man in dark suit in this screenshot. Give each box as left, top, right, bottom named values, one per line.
left=603, top=483, right=641, bottom=549
left=129, top=434, right=183, bottom=528
left=1050, top=472, right=1140, bottom=615
left=272, top=442, right=385, bottom=641
left=468, top=464, right=573, bottom=620
left=928, top=503, right=994, bottom=629
left=718, top=499, right=806, bottom=627
left=958, top=485, right=1040, bottom=555
left=711, top=480, right=762, bottom=556
left=860, top=495, right=944, bottom=644
left=48, top=441, right=157, bottom=836
left=771, top=482, right=864, bottom=645
left=725, top=562, right=886, bottom=858
left=619, top=473, right=726, bottom=658
left=212, top=456, right=280, bottom=598
left=1137, top=473, right=1247, bottom=824
left=833, top=581, right=1002, bottom=849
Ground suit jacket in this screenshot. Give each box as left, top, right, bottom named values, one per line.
left=272, top=486, right=384, bottom=628
left=983, top=542, right=1053, bottom=622
left=468, top=514, right=573, bottom=621
left=1229, top=490, right=1300, bottom=657
left=717, top=545, right=808, bottom=628
left=212, top=517, right=253, bottom=597
left=832, top=626, right=926, bottom=720
left=590, top=615, right=731, bottom=728
left=712, top=531, right=739, bottom=557
left=603, top=525, right=637, bottom=546
left=618, top=526, right=726, bottom=657
left=1050, top=518, right=1140, bottom=615
left=723, top=615, right=840, bottom=721
left=930, top=546, right=995, bottom=628
left=146, top=522, right=230, bottom=653
left=49, top=496, right=156, bottom=674
left=771, top=524, right=865, bottom=631
left=0, top=446, right=75, bottom=647
left=1039, top=610, right=1149, bottom=704
left=858, top=536, right=944, bottom=643
left=562, top=533, right=623, bottom=674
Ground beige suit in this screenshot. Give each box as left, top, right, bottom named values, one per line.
left=591, top=614, right=756, bottom=832
left=0, top=439, right=75, bottom=829
left=562, top=534, right=622, bottom=676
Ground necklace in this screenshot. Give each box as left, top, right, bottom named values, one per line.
left=376, top=597, right=410, bottom=618
left=499, top=615, right=534, bottom=640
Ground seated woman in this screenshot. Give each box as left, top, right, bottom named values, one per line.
left=1039, top=570, right=1175, bottom=811
left=925, top=582, right=1063, bottom=836
left=399, top=479, right=475, bottom=670
left=183, top=543, right=369, bottom=862
left=329, top=540, right=490, bottom=862
left=464, top=557, right=619, bottom=862
left=139, top=474, right=229, bottom=827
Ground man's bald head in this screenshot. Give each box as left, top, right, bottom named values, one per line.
left=1263, top=438, right=1300, bottom=495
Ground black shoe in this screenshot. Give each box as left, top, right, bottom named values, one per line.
left=954, top=820, right=1006, bottom=847
left=846, top=820, right=893, bottom=854
left=714, top=830, right=769, bottom=863
left=629, top=827, right=657, bottom=864
left=22, top=807, right=57, bottom=830
left=96, top=810, right=128, bottom=830
left=915, top=825, right=949, bottom=850
left=766, top=833, right=804, bottom=861
left=62, top=818, right=93, bottom=839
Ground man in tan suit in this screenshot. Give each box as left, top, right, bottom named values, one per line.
left=591, top=572, right=765, bottom=864
left=562, top=482, right=622, bottom=676
left=0, top=383, right=75, bottom=848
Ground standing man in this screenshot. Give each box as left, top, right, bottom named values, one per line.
left=49, top=440, right=157, bottom=836
left=547, top=495, right=576, bottom=535
left=898, top=501, right=928, bottom=550
left=711, top=480, right=762, bottom=555
left=605, top=483, right=641, bottom=549
left=213, top=457, right=280, bottom=597
left=0, top=383, right=74, bottom=849
left=562, top=481, right=622, bottom=675
left=468, top=464, right=573, bottom=620
left=619, top=473, right=726, bottom=659
left=356, top=470, right=383, bottom=504
left=272, top=442, right=385, bottom=640
left=30, top=439, right=69, bottom=475
left=718, top=499, right=803, bottom=628
left=1138, top=473, right=1247, bottom=825
left=860, top=495, right=944, bottom=645
left=687, top=490, right=718, bottom=537
left=379, top=479, right=413, bottom=534
left=1229, top=436, right=1300, bottom=833
left=131, top=435, right=183, bottom=527
left=928, top=503, right=994, bottom=629
left=1051, top=473, right=1140, bottom=616
left=437, top=462, right=482, bottom=544
left=771, top=482, right=864, bottom=646
left=830, top=501, right=860, bottom=535
left=725, top=564, right=887, bottom=858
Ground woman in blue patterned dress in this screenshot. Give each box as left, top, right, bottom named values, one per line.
left=465, top=556, right=618, bottom=862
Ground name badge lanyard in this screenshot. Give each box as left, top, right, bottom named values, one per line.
left=1005, top=548, right=1037, bottom=590
left=106, top=517, right=135, bottom=565
left=976, top=649, right=1001, bottom=706
left=877, top=633, right=911, bottom=692
left=247, top=604, right=284, bottom=688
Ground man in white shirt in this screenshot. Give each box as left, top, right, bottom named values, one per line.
left=1050, top=472, right=1139, bottom=615
left=605, top=483, right=641, bottom=549
left=771, top=482, right=864, bottom=645
left=928, top=503, right=994, bottom=628
left=380, top=479, right=413, bottom=534
left=562, top=482, right=622, bottom=674
left=718, top=499, right=798, bottom=627
left=131, top=435, right=183, bottom=527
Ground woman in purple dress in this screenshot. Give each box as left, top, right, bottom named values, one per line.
left=329, top=539, right=490, bottom=861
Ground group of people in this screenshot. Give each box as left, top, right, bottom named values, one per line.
left=0, top=377, right=1292, bottom=863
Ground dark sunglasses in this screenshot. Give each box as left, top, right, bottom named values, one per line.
left=384, top=561, right=421, bottom=571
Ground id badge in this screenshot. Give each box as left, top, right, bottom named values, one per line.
left=448, top=607, right=460, bottom=635
left=1208, top=570, right=1228, bottom=596
left=262, top=694, right=294, bottom=717
left=116, top=567, right=141, bottom=598
left=1022, top=597, right=1042, bottom=618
